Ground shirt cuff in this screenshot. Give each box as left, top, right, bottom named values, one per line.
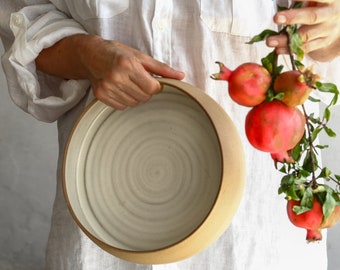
left=3, top=4, right=90, bottom=122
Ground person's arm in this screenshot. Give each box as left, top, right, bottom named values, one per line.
left=35, top=34, right=185, bottom=110
left=267, top=0, right=340, bottom=62
left=1, top=3, right=91, bottom=122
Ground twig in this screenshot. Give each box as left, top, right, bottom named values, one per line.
left=301, top=104, right=318, bottom=189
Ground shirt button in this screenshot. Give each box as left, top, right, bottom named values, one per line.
left=157, top=19, right=167, bottom=30
left=12, top=14, right=24, bottom=27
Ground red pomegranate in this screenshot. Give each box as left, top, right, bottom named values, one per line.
left=287, top=197, right=323, bottom=241
left=245, top=100, right=306, bottom=153
left=211, top=62, right=271, bottom=107
left=322, top=204, right=340, bottom=229
left=287, top=196, right=340, bottom=241
left=271, top=150, right=294, bottom=167
left=306, top=1, right=318, bottom=7
left=273, top=70, right=312, bottom=107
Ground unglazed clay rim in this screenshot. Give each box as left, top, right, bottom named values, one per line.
left=62, top=78, right=245, bottom=264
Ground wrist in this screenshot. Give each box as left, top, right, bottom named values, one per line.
left=35, top=33, right=105, bottom=80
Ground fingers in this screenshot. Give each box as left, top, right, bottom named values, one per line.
left=266, top=34, right=288, bottom=54
left=274, top=5, right=332, bottom=26
left=141, top=55, right=185, bottom=80
left=89, top=40, right=185, bottom=110
left=266, top=1, right=340, bottom=61
left=294, top=0, right=333, bottom=5
left=266, top=23, right=330, bottom=54
left=122, top=43, right=185, bottom=81
left=93, top=64, right=161, bottom=110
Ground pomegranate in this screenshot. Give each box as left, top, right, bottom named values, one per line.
left=287, top=197, right=323, bottom=241
left=306, top=1, right=318, bottom=7
left=211, top=61, right=271, bottom=107
left=273, top=70, right=312, bottom=107
left=287, top=196, right=340, bottom=241
left=321, top=204, right=340, bottom=229
left=271, top=150, right=294, bottom=167
left=245, top=100, right=306, bottom=153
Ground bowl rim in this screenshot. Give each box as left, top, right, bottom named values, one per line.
left=62, top=78, right=245, bottom=264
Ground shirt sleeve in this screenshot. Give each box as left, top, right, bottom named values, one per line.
left=1, top=3, right=90, bottom=122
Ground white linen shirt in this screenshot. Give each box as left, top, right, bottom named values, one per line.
left=0, top=0, right=334, bottom=269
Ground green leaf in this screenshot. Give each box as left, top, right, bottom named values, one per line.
left=311, top=126, right=323, bottom=142
left=332, top=95, right=339, bottom=106
left=286, top=184, right=301, bottom=201
left=300, top=169, right=312, bottom=178
left=286, top=26, right=304, bottom=61
left=313, top=185, right=327, bottom=194
left=308, top=96, right=321, bottom=103
left=247, top=29, right=279, bottom=44
left=293, top=204, right=312, bottom=215
left=279, top=164, right=287, bottom=174
left=279, top=173, right=308, bottom=201
left=307, top=113, right=318, bottom=123
left=292, top=2, right=304, bottom=8
left=301, top=187, right=314, bottom=206
left=324, top=126, right=337, bottom=137
left=277, top=5, right=288, bottom=12
left=273, top=92, right=285, bottom=101
left=262, top=59, right=273, bottom=75
left=315, top=144, right=329, bottom=150
left=261, top=51, right=281, bottom=75
left=291, top=141, right=302, bottom=161
left=278, top=174, right=294, bottom=194
left=295, top=46, right=305, bottom=62
left=316, top=82, right=339, bottom=95
left=293, top=205, right=311, bottom=214
left=293, top=187, right=314, bottom=215
left=260, top=50, right=284, bottom=76
left=323, top=192, right=336, bottom=220
left=274, top=65, right=284, bottom=77
left=294, top=59, right=304, bottom=68
left=316, top=83, right=339, bottom=113
left=323, top=107, right=331, bottom=122
left=303, top=151, right=318, bottom=173
left=317, top=167, right=332, bottom=179
left=266, top=88, right=286, bottom=102
left=266, top=89, right=275, bottom=102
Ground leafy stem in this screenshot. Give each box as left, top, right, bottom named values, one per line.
left=286, top=26, right=297, bottom=71
left=301, top=104, right=318, bottom=189
left=247, top=3, right=340, bottom=218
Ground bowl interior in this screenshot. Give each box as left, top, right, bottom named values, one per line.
left=63, top=84, right=222, bottom=251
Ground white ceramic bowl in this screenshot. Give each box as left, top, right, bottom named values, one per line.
left=62, top=78, right=245, bottom=264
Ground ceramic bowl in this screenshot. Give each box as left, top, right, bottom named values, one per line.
left=62, top=78, right=245, bottom=264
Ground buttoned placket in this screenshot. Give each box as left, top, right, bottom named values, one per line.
left=151, top=1, right=173, bottom=64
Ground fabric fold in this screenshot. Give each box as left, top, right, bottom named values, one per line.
left=2, top=4, right=90, bottom=122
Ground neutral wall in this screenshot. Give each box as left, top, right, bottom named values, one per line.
left=0, top=42, right=57, bottom=270
left=320, top=102, right=340, bottom=270
left=0, top=42, right=339, bottom=269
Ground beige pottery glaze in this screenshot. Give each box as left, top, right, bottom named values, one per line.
left=62, top=78, right=245, bottom=264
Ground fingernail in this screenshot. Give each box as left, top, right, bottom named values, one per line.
left=178, top=71, right=185, bottom=79
left=276, top=15, right=286, bottom=24
left=268, top=39, right=279, bottom=47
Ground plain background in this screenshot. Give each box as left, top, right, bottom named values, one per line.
left=1, top=40, right=340, bottom=270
